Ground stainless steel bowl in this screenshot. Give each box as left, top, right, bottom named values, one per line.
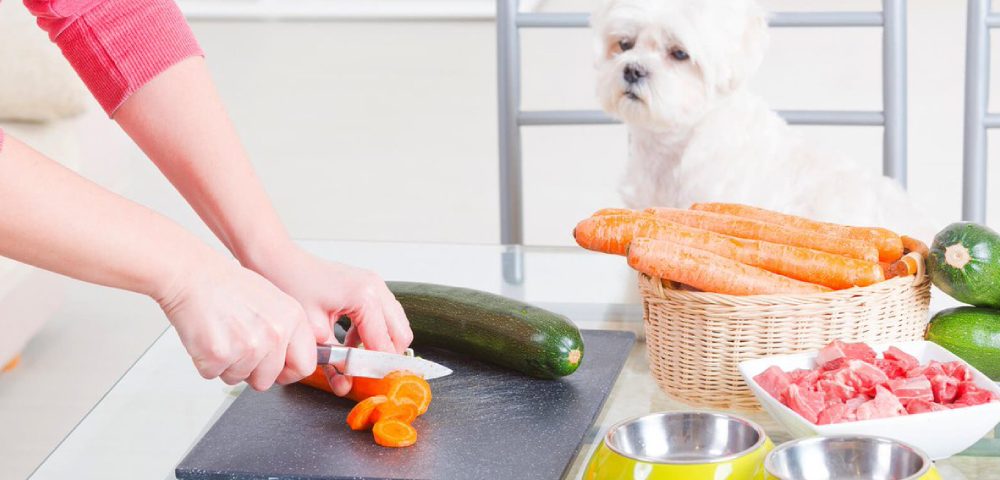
left=605, top=411, right=767, bottom=464
left=764, top=435, right=933, bottom=480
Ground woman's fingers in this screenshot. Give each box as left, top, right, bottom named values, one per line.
left=353, top=302, right=395, bottom=354
left=277, top=321, right=318, bottom=385
left=381, top=297, right=413, bottom=354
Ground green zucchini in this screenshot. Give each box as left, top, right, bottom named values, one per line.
left=386, top=281, right=584, bottom=379
left=926, top=306, right=1000, bottom=380
left=928, top=222, right=1000, bottom=308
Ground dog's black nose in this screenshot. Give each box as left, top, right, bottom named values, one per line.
left=623, top=63, right=647, bottom=84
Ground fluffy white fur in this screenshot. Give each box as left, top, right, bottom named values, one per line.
left=592, top=0, right=933, bottom=238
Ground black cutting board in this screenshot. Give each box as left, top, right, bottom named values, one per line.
left=175, top=330, right=635, bottom=480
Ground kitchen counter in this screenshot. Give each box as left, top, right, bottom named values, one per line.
left=22, top=240, right=996, bottom=479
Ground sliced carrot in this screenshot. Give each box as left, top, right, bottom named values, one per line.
left=344, top=371, right=407, bottom=402
left=690, top=203, right=903, bottom=262
left=300, top=367, right=334, bottom=394
left=387, top=375, right=432, bottom=415
left=373, top=419, right=418, bottom=448
left=347, top=395, right=388, bottom=431
left=627, top=237, right=831, bottom=295
left=646, top=208, right=879, bottom=262
left=374, top=397, right=419, bottom=424
left=575, top=214, right=882, bottom=289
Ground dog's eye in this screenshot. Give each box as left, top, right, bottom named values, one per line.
left=670, top=49, right=690, bottom=61
left=618, top=39, right=634, bottom=52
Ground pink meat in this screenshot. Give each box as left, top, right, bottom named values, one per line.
left=818, top=379, right=856, bottom=402
left=884, top=346, right=920, bottom=372
left=791, top=369, right=821, bottom=388
left=944, top=361, right=973, bottom=382
left=906, top=399, right=949, bottom=415
left=930, top=374, right=960, bottom=404
left=817, top=403, right=848, bottom=425
left=847, top=360, right=890, bottom=396
left=875, top=358, right=907, bottom=379
left=816, top=340, right=848, bottom=370
left=954, top=381, right=998, bottom=406
left=786, top=384, right=826, bottom=424
left=843, top=342, right=878, bottom=363
left=888, top=376, right=934, bottom=405
left=855, top=385, right=907, bottom=420
left=754, top=366, right=792, bottom=402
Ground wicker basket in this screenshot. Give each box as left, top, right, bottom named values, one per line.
left=638, top=256, right=932, bottom=411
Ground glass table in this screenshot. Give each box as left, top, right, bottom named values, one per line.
left=26, top=241, right=1000, bottom=479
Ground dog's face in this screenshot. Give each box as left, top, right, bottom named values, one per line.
left=592, top=0, right=768, bottom=130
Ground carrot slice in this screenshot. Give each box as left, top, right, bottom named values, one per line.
left=575, top=214, right=883, bottom=289
left=627, top=237, right=831, bottom=295
left=347, top=395, right=388, bottom=431
left=646, top=208, right=879, bottom=262
left=372, top=419, right=418, bottom=448
left=387, top=375, right=432, bottom=415
left=690, top=202, right=904, bottom=262
left=374, top=397, right=419, bottom=424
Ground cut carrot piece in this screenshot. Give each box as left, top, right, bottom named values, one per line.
left=627, top=237, right=831, bottom=295
left=387, top=375, right=432, bottom=415
left=347, top=395, right=388, bottom=431
left=690, top=202, right=903, bottom=262
left=344, top=370, right=412, bottom=402
left=2, top=355, right=21, bottom=373
left=575, top=214, right=883, bottom=289
left=374, top=397, right=419, bottom=424
left=646, top=208, right=879, bottom=262
left=372, top=419, right=418, bottom=448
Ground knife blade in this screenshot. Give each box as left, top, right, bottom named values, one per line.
left=316, top=345, right=452, bottom=380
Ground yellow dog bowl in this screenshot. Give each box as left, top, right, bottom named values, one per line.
left=764, top=435, right=940, bottom=480
left=584, top=412, right=773, bottom=480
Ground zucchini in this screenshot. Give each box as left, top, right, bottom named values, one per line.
left=928, top=222, right=1000, bottom=308
left=386, top=281, right=584, bottom=379
left=926, top=306, right=1000, bottom=380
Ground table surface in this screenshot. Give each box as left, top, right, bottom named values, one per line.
left=26, top=240, right=1000, bottom=480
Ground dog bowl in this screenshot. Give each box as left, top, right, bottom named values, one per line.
left=584, top=411, right=773, bottom=480
left=764, top=435, right=941, bottom=480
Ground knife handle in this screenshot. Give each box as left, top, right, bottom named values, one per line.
left=316, top=345, right=349, bottom=375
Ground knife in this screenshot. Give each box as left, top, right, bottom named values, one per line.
left=316, top=345, right=452, bottom=380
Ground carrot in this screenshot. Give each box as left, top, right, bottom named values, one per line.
left=347, top=395, right=388, bottom=431
left=627, top=237, right=831, bottom=295
left=575, top=214, right=882, bottom=288
left=387, top=375, right=432, bottom=415
left=902, top=235, right=929, bottom=257
left=2, top=355, right=21, bottom=373
left=646, top=208, right=879, bottom=262
left=690, top=203, right=904, bottom=262
left=591, top=208, right=638, bottom=217
left=299, top=367, right=334, bottom=394
left=372, top=419, right=418, bottom=448
left=374, top=397, right=419, bottom=424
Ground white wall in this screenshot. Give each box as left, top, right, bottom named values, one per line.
left=61, top=0, right=1000, bottom=247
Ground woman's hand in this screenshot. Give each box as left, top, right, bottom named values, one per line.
left=158, top=257, right=318, bottom=391
left=250, top=247, right=414, bottom=396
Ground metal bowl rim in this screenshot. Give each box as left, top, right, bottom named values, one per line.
left=602, top=411, right=768, bottom=465
left=763, top=434, right=932, bottom=480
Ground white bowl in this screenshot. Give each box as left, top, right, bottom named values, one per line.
left=739, top=340, right=1000, bottom=460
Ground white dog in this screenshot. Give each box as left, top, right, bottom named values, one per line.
left=591, top=0, right=932, bottom=237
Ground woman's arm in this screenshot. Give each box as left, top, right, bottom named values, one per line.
left=0, top=133, right=316, bottom=390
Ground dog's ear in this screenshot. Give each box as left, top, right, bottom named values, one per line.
left=717, top=4, right=769, bottom=94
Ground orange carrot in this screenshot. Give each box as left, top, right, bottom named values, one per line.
left=387, top=375, right=432, bottom=415
left=646, top=208, right=879, bottom=262
left=690, top=203, right=904, bottom=262
left=902, top=235, right=929, bottom=257
left=374, top=397, right=420, bottom=424
left=575, top=214, right=882, bottom=289
left=372, top=419, right=418, bottom=448
left=591, top=208, right=638, bottom=217
left=347, top=395, right=388, bottom=431
left=299, top=367, right=334, bottom=394
left=627, top=237, right=831, bottom=295
left=2, top=355, right=21, bottom=373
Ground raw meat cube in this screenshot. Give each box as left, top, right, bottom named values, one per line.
left=856, top=385, right=907, bottom=421
left=875, top=358, right=907, bottom=379
left=944, top=361, right=973, bottom=382
left=930, top=374, right=960, bottom=404
left=847, top=360, right=890, bottom=395
left=843, top=342, right=878, bottom=363
left=790, top=369, right=820, bottom=388
left=884, top=346, right=920, bottom=371
left=817, top=403, right=848, bottom=425
left=754, top=366, right=791, bottom=401
left=817, top=341, right=848, bottom=370
left=906, top=399, right=949, bottom=415
left=845, top=395, right=868, bottom=410
left=786, top=384, right=826, bottom=424
left=954, top=381, right=997, bottom=406
left=818, top=379, right=855, bottom=402
left=888, top=376, right=934, bottom=404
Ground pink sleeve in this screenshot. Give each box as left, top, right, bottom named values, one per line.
left=24, top=0, right=204, bottom=116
